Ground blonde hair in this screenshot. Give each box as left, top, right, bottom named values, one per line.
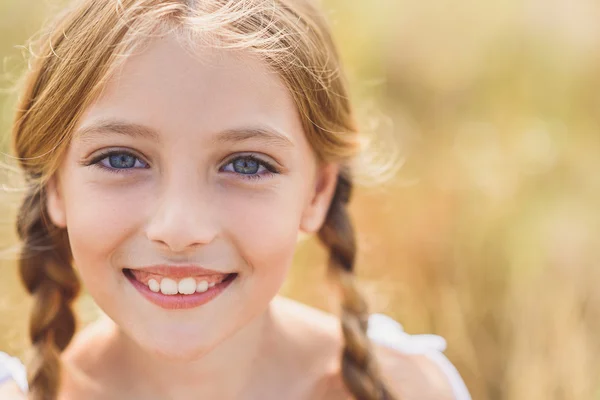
left=12, top=0, right=395, bottom=398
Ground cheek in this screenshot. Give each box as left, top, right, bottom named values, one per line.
left=221, top=184, right=304, bottom=283
left=62, top=181, right=145, bottom=277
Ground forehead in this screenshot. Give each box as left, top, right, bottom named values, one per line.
left=76, top=33, right=304, bottom=147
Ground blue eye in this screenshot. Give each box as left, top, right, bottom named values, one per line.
left=90, top=151, right=148, bottom=173
left=107, top=153, right=137, bottom=168
left=87, top=151, right=278, bottom=181
left=233, top=157, right=259, bottom=174
left=221, top=155, right=278, bottom=180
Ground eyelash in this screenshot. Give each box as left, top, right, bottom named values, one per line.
left=86, top=150, right=280, bottom=182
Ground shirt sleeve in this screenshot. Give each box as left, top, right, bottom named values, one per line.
left=0, top=352, right=28, bottom=394
left=367, top=313, right=471, bottom=400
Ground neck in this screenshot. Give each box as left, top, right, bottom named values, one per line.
left=113, top=305, right=279, bottom=400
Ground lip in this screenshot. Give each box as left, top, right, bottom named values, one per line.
left=128, top=265, right=230, bottom=279
left=124, top=268, right=237, bottom=310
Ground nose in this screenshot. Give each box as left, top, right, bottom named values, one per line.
left=145, top=180, right=218, bottom=254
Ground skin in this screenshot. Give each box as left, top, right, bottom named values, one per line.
left=0, top=382, right=23, bottom=398
left=2, top=32, right=457, bottom=399
left=47, top=32, right=341, bottom=399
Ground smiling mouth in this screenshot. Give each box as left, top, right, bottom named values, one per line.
left=123, top=269, right=237, bottom=310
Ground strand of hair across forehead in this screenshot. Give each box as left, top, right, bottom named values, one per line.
left=317, top=172, right=397, bottom=400
left=16, top=187, right=80, bottom=400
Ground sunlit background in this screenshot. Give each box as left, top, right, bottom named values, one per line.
left=2, top=0, right=600, bottom=399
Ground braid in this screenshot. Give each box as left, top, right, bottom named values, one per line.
left=16, top=186, right=80, bottom=400
left=317, top=171, right=397, bottom=400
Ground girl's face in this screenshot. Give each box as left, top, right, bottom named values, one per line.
left=45, top=34, right=338, bottom=359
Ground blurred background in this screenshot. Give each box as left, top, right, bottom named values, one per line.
left=2, top=0, right=600, bottom=399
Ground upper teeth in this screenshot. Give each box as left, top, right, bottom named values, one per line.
left=147, top=277, right=218, bottom=295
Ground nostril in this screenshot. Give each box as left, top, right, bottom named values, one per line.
left=145, top=196, right=219, bottom=252
left=146, top=229, right=218, bottom=253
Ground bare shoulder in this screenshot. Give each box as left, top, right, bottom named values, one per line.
left=374, top=343, right=457, bottom=400
left=271, top=299, right=459, bottom=400
left=269, top=296, right=351, bottom=399
left=312, top=345, right=457, bottom=400
left=0, top=381, right=26, bottom=400
left=59, top=315, right=121, bottom=399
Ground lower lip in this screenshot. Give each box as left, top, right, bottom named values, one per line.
left=124, top=270, right=236, bottom=310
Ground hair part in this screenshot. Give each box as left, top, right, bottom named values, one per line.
left=12, top=1, right=395, bottom=398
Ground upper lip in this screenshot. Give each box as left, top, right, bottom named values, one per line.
left=126, top=265, right=231, bottom=278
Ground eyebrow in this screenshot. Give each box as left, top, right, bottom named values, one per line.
left=211, top=126, right=294, bottom=149
left=74, top=119, right=295, bottom=149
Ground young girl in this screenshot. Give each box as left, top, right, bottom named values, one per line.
left=0, top=0, right=471, bottom=399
